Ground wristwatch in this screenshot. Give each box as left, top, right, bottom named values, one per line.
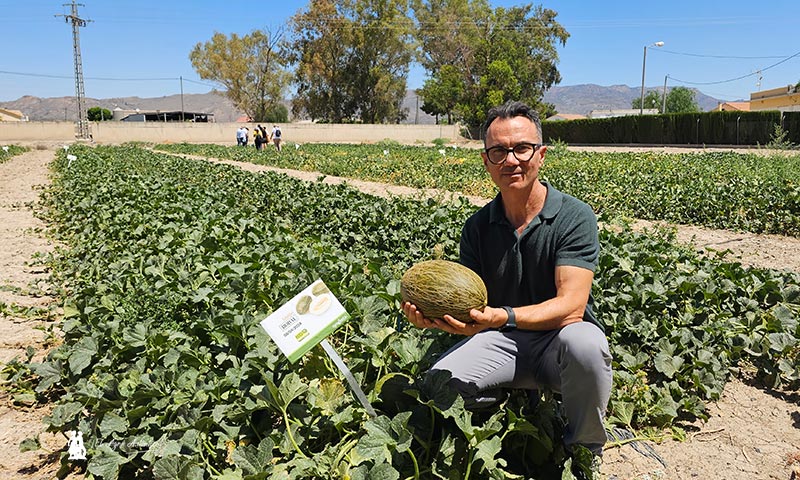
left=501, top=306, right=516, bottom=331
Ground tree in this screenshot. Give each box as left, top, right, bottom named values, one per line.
left=189, top=29, right=291, bottom=122
left=289, top=0, right=414, bottom=123
left=419, top=65, right=464, bottom=123
left=87, top=107, right=112, bottom=121
left=665, top=86, right=700, bottom=113
left=632, top=87, right=700, bottom=113
left=413, top=1, right=568, bottom=130
left=631, top=90, right=663, bottom=112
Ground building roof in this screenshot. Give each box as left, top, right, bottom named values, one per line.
left=546, top=113, right=586, bottom=121
left=588, top=108, right=658, bottom=118
left=0, top=108, right=27, bottom=121
left=715, top=101, right=750, bottom=112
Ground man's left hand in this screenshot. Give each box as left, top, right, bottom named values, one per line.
left=437, top=306, right=506, bottom=336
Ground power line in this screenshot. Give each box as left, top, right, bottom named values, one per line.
left=0, top=69, right=215, bottom=87
left=669, top=49, right=800, bottom=86
left=655, top=49, right=790, bottom=60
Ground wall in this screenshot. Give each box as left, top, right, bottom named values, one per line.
left=750, top=85, right=800, bottom=112
left=0, top=121, right=463, bottom=145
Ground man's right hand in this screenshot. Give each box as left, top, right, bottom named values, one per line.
left=402, top=302, right=441, bottom=330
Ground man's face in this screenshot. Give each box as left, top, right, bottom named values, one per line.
left=481, top=116, right=546, bottom=192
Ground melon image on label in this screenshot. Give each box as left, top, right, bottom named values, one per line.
left=311, top=281, right=330, bottom=295
left=309, top=294, right=332, bottom=315
left=295, top=295, right=312, bottom=315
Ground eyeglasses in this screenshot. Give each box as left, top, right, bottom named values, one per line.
left=484, top=142, right=542, bottom=165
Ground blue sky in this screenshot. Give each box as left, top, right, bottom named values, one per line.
left=1, top=0, right=799, bottom=104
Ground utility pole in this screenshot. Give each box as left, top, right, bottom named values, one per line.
left=180, top=76, right=185, bottom=122
left=56, top=1, right=92, bottom=140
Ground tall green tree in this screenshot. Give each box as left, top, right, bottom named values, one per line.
left=289, top=0, right=414, bottom=123
left=632, top=87, right=701, bottom=113
left=631, top=90, right=663, bottom=112
left=665, top=86, right=700, bottom=113
left=87, top=106, right=112, bottom=121
left=189, top=29, right=291, bottom=122
left=413, top=1, right=568, bottom=130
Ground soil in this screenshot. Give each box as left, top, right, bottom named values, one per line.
left=0, top=145, right=798, bottom=479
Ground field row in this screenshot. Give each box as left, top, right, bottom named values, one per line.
left=156, top=142, right=800, bottom=237
left=6, top=144, right=798, bottom=479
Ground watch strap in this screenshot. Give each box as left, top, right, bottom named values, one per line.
left=501, top=306, right=516, bottom=330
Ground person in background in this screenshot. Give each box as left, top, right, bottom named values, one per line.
left=236, top=126, right=246, bottom=146
left=254, top=125, right=264, bottom=151
left=402, top=100, right=612, bottom=479
left=271, top=124, right=282, bottom=152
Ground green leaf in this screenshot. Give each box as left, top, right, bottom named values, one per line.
left=152, top=454, right=203, bottom=480
left=653, top=352, right=684, bottom=379
left=68, top=337, right=98, bottom=375
left=32, top=360, right=61, bottom=392
left=19, top=437, right=41, bottom=453
left=87, top=445, right=129, bottom=480
left=474, top=436, right=505, bottom=473
left=355, top=413, right=412, bottom=464
left=123, top=323, right=148, bottom=348
left=44, top=401, right=83, bottom=428
left=276, top=373, right=308, bottom=409
left=99, top=412, right=128, bottom=437
left=368, top=462, right=400, bottom=480
left=232, top=438, right=274, bottom=476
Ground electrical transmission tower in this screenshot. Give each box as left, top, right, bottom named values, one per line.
left=56, top=1, right=92, bottom=140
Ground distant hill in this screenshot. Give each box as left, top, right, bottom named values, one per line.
left=544, top=84, right=726, bottom=115
left=0, top=85, right=727, bottom=123
left=0, top=92, right=246, bottom=123
left=0, top=91, right=438, bottom=124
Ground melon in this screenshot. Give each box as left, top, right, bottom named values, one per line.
left=400, top=260, right=487, bottom=323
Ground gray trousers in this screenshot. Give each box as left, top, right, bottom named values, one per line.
left=429, top=321, right=612, bottom=454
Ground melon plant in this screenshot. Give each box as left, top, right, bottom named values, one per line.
left=400, top=259, right=487, bottom=323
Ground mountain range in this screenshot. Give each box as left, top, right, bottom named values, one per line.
left=0, top=84, right=726, bottom=123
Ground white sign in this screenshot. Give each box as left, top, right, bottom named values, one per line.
left=260, top=280, right=349, bottom=363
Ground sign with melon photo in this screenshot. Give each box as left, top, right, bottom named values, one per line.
left=260, top=279, right=349, bottom=363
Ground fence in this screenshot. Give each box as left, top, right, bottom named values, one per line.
left=543, top=110, right=800, bottom=146
left=0, top=121, right=463, bottom=145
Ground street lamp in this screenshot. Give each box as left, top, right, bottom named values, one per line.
left=640, top=41, right=664, bottom=115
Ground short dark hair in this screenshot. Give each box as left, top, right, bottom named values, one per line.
left=481, top=101, right=543, bottom=145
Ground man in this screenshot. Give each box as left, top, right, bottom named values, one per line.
left=235, top=126, right=246, bottom=146
left=403, top=100, right=612, bottom=473
left=271, top=124, right=282, bottom=152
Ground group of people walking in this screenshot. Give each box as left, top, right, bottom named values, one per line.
left=236, top=124, right=282, bottom=152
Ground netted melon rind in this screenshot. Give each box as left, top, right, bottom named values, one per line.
left=400, top=260, right=487, bottom=323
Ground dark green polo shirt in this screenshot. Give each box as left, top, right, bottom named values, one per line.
left=459, top=182, right=602, bottom=331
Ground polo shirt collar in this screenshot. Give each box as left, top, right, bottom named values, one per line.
left=488, top=181, right=563, bottom=225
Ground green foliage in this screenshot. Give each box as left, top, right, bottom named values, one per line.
left=190, top=29, right=291, bottom=122
left=544, top=110, right=800, bottom=145
left=631, top=90, right=663, bottom=112
left=413, top=1, right=567, bottom=129
left=0, top=144, right=28, bottom=164
left=31, top=144, right=799, bottom=478
left=262, top=103, right=289, bottom=123
left=289, top=0, right=414, bottom=123
left=766, top=122, right=796, bottom=150
left=156, top=142, right=800, bottom=237
left=87, top=107, right=113, bottom=121
left=632, top=87, right=700, bottom=114
left=665, top=86, right=700, bottom=114
left=430, top=137, right=448, bottom=148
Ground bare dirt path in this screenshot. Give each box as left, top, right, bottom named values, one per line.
left=0, top=148, right=64, bottom=479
